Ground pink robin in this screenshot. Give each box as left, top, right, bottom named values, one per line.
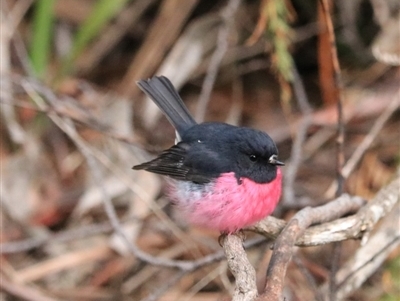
left=133, top=76, right=284, bottom=233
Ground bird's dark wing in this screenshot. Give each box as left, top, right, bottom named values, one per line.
left=133, top=142, right=216, bottom=184
left=133, top=143, right=189, bottom=179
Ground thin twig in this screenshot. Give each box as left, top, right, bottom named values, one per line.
left=0, top=4, right=26, bottom=144
left=318, top=1, right=346, bottom=299
left=1, top=1, right=34, bottom=75
left=283, top=65, right=313, bottom=206
left=329, top=242, right=341, bottom=301
left=137, top=237, right=266, bottom=300
left=195, top=0, right=241, bottom=122
left=139, top=270, right=187, bottom=301
left=0, top=216, right=137, bottom=254
left=77, top=0, right=156, bottom=73
left=0, top=276, right=58, bottom=301
left=118, top=0, right=199, bottom=98
left=0, top=75, right=143, bottom=145
left=23, top=77, right=144, bottom=262
left=326, top=91, right=400, bottom=197
left=317, top=0, right=346, bottom=196
left=292, top=255, right=323, bottom=301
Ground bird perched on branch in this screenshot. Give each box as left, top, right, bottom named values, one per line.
left=133, top=76, right=284, bottom=233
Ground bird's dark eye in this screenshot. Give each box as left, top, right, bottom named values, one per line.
left=249, top=154, right=257, bottom=162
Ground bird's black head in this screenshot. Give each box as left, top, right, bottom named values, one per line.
left=222, top=127, right=283, bottom=183
left=182, top=123, right=284, bottom=184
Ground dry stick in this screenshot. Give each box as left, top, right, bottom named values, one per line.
left=300, top=173, right=398, bottom=246
left=195, top=0, right=241, bottom=122
left=139, top=270, right=187, bottom=301
left=335, top=231, right=400, bottom=299
left=222, top=234, right=258, bottom=301
left=0, top=75, right=143, bottom=147
left=283, top=65, right=313, bottom=207
left=353, top=172, right=400, bottom=238
left=351, top=95, right=400, bottom=162
left=282, top=65, right=320, bottom=300
left=77, top=0, right=156, bottom=73
left=0, top=217, right=136, bottom=254
left=118, top=0, right=199, bottom=98
left=250, top=195, right=364, bottom=246
left=192, top=20, right=322, bottom=84
left=329, top=242, right=341, bottom=301
left=1, top=1, right=34, bottom=76
left=332, top=199, right=400, bottom=300
left=255, top=173, right=400, bottom=301
left=23, top=78, right=141, bottom=262
left=122, top=244, right=191, bottom=294
left=325, top=91, right=400, bottom=197
left=137, top=237, right=266, bottom=301
left=183, top=265, right=226, bottom=301
left=0, top=5, right=26, bottom=144
left=292, top=255, right=324, bottom=301
left=7, top=0, right=33, bottom=32
left=257, top=194, right=367, bottom=301
left=14, top=246, right=112, bottom=283
left=0, top=276, right=58, bottom=301
left=319, top=175, right=400, bottom=300
left=318, top=1, right=346, bottom=299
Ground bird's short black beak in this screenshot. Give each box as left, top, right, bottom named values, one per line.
left=271, top=158, right=285, bottom=166
left=268, top=154, right=285, bottom=166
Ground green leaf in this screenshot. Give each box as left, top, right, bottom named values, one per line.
left=60, top=0, right=132, bottom=76
left=29, top=0, right=55, bottom=78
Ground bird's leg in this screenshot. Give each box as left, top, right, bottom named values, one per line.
left=218, top=229, right=246, bottom=247
left=218, top=232, right=228, bottom=247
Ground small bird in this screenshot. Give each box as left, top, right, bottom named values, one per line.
left=133, top=76, right=284, bottom=233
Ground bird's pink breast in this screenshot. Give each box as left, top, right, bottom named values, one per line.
left=169, top=168, right=282, bottom=233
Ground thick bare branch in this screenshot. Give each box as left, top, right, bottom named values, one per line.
left=257, top=193, right=367, bottom=301
left=320, top=196, right=400, bottom=300
left=252, top=174, right=399, bottom=246
left=250, top=195, right=365, bottom=245
left=222, top=234, right=258, bottom=301
left=253, top=174, right=399, bottom=301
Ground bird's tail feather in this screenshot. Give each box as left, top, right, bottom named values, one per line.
left=137, top=76, right=196, bottom=136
